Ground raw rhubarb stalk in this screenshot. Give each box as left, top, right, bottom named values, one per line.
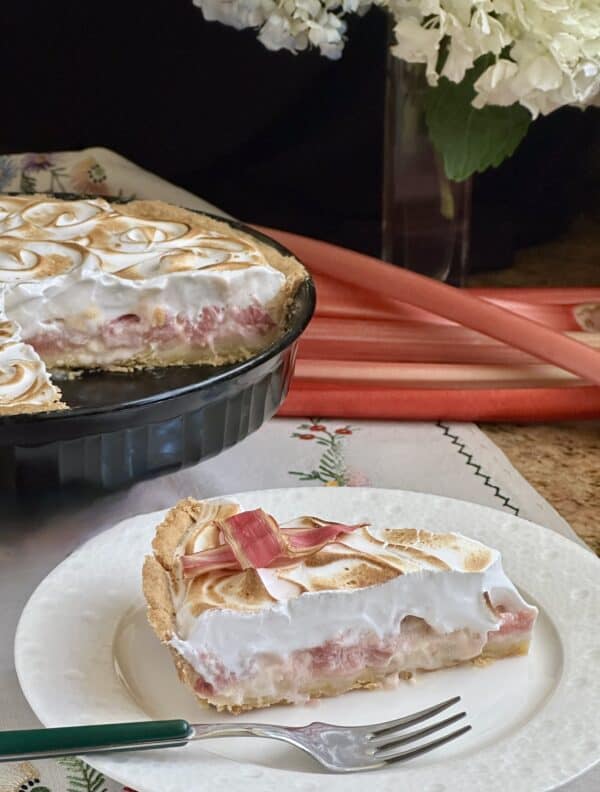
left=293, top=359, right=584, bottom=389
left=469, top=288, right=600, bottom=303
left=312, top=273, right=429, bottom=322
left=470, top=300, right=600, bottom=332
left=313, top=274, right=599, bottom=331
left=255, top=226, right=600, bottom=385
left=299, top=317, right=600, bottom=365
left=277, top=382, right=600, bottom=421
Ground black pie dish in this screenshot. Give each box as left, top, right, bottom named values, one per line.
left=0, top=198, right=315, bottom=495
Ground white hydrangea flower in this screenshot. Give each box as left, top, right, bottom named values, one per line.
left=196, top=0, right=273, bottom=30
left=192, top=0, right=600, bottom=117
left=193, top=0, right=371, bottom=58
left=473, top=0, right=600, bottom=116
left=389, top=0, right=600, bottom=117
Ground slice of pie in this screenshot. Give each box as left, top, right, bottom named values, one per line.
left=0, top=195, right=307, bottom=414
left=143, top=498, right=537, bottom=713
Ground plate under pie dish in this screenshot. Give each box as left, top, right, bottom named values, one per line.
left=0, top=195, right=315, bottom=494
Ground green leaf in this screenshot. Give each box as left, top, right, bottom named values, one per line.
left=424, top=57, right=532, bottom=181
left=19, top=171, right=36, bottom=194
left=89, top=774, right=106, bottom=792
left=318, top=465, right=337, bottom=477
left=58, top=758, right=107, bottom=792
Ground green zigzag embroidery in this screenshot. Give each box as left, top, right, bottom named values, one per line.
left=57, top=758, right=108, bottom=792
left=437, top=421, right=520, bottom=516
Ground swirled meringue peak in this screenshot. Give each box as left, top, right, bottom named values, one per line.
left=0, top=239, right=86, bottom=283
left=88, top=215, right=190, bottom=256
left=0, top=317, right=20, bottom=343
left=89, top=215, right=269, bottom=276
left=0, top=196, right=33, bottom=235
left=0, top=341, right=63, bottom=414
left=17, top=198, right=111, bottom=240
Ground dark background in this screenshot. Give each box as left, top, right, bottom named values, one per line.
left=2, top=0, right=599, bottom=270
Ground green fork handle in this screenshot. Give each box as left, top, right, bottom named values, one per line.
left=0, top=719, right=193, bottom=761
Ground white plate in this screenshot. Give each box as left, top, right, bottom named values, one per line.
left=15, top=487, right=600, bottom=792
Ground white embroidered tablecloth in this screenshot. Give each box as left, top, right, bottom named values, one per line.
left=0, top=148, right=596, bottom=792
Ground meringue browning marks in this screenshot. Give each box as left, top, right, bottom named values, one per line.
left=0, top=197, right=270, bottom=283
left=0, top=342, right=61, bottom=409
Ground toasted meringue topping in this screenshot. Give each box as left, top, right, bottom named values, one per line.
left=88, top=216, right=190, bottom=258
left=0, top=341, right=58, bottom=407
left=188, top=568, right=277, bottom=616
left=90, top=218, right=268, bottom=277
left=0, top=294, right=19, bottom=343
left=0, top=240, right=86, bottom=282
left=16, top=198, right=110, bottom=240
left=111, top=244, right=258, bottom=280
left=175, top=505, right=501, bottom=617
left=0, top=196, right=33, bottom=234
left=0, top=320, right=19, bottom=343
left=0, top=197, right=275, bottom=285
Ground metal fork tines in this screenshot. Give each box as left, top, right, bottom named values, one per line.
left=190, top=695, right=471, bottom=772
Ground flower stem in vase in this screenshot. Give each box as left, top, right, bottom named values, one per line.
left=382, top=56, right=472, bottom=285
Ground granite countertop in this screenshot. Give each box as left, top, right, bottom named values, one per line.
left=469, top=211, right=600, bottom=554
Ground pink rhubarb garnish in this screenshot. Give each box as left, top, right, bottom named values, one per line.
left=180, top=544, right=240, bottom=577
left=220, top=509, right=288, bottom=569
left=181, top=509, right=366, bottom=578
left=282, top=515, right=363, bottom=550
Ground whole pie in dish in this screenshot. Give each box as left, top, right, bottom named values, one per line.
left=0, top=195, right=306, bottom=416
left=143, top=498, right=538, bottom=713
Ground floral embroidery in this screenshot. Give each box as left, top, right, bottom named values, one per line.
left=19, top=157, right=69, bottom=195
left=18, top=781, right=50, bottom=792
left=289, top=419, right=360, bottom=486
left=0, top=157, right=17, bottom=190
left=58, top=758, right=107, bottom=792
left=70, top=157, right=110, bottom=195
left=22, top=154, right=55, bottom=173
left=0, top=762, right=49, bottom=792
left=0, top=152, right=134, bottom=200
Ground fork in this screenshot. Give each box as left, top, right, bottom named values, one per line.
left=0, top=696, right=469, bottom=772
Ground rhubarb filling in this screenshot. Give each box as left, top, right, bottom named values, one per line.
left=180, top=608, right=536, bottom=708
left=22, top=304, right=278, bottom=368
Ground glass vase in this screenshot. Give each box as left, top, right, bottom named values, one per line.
left=382, top=57, right=472, bottom=285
